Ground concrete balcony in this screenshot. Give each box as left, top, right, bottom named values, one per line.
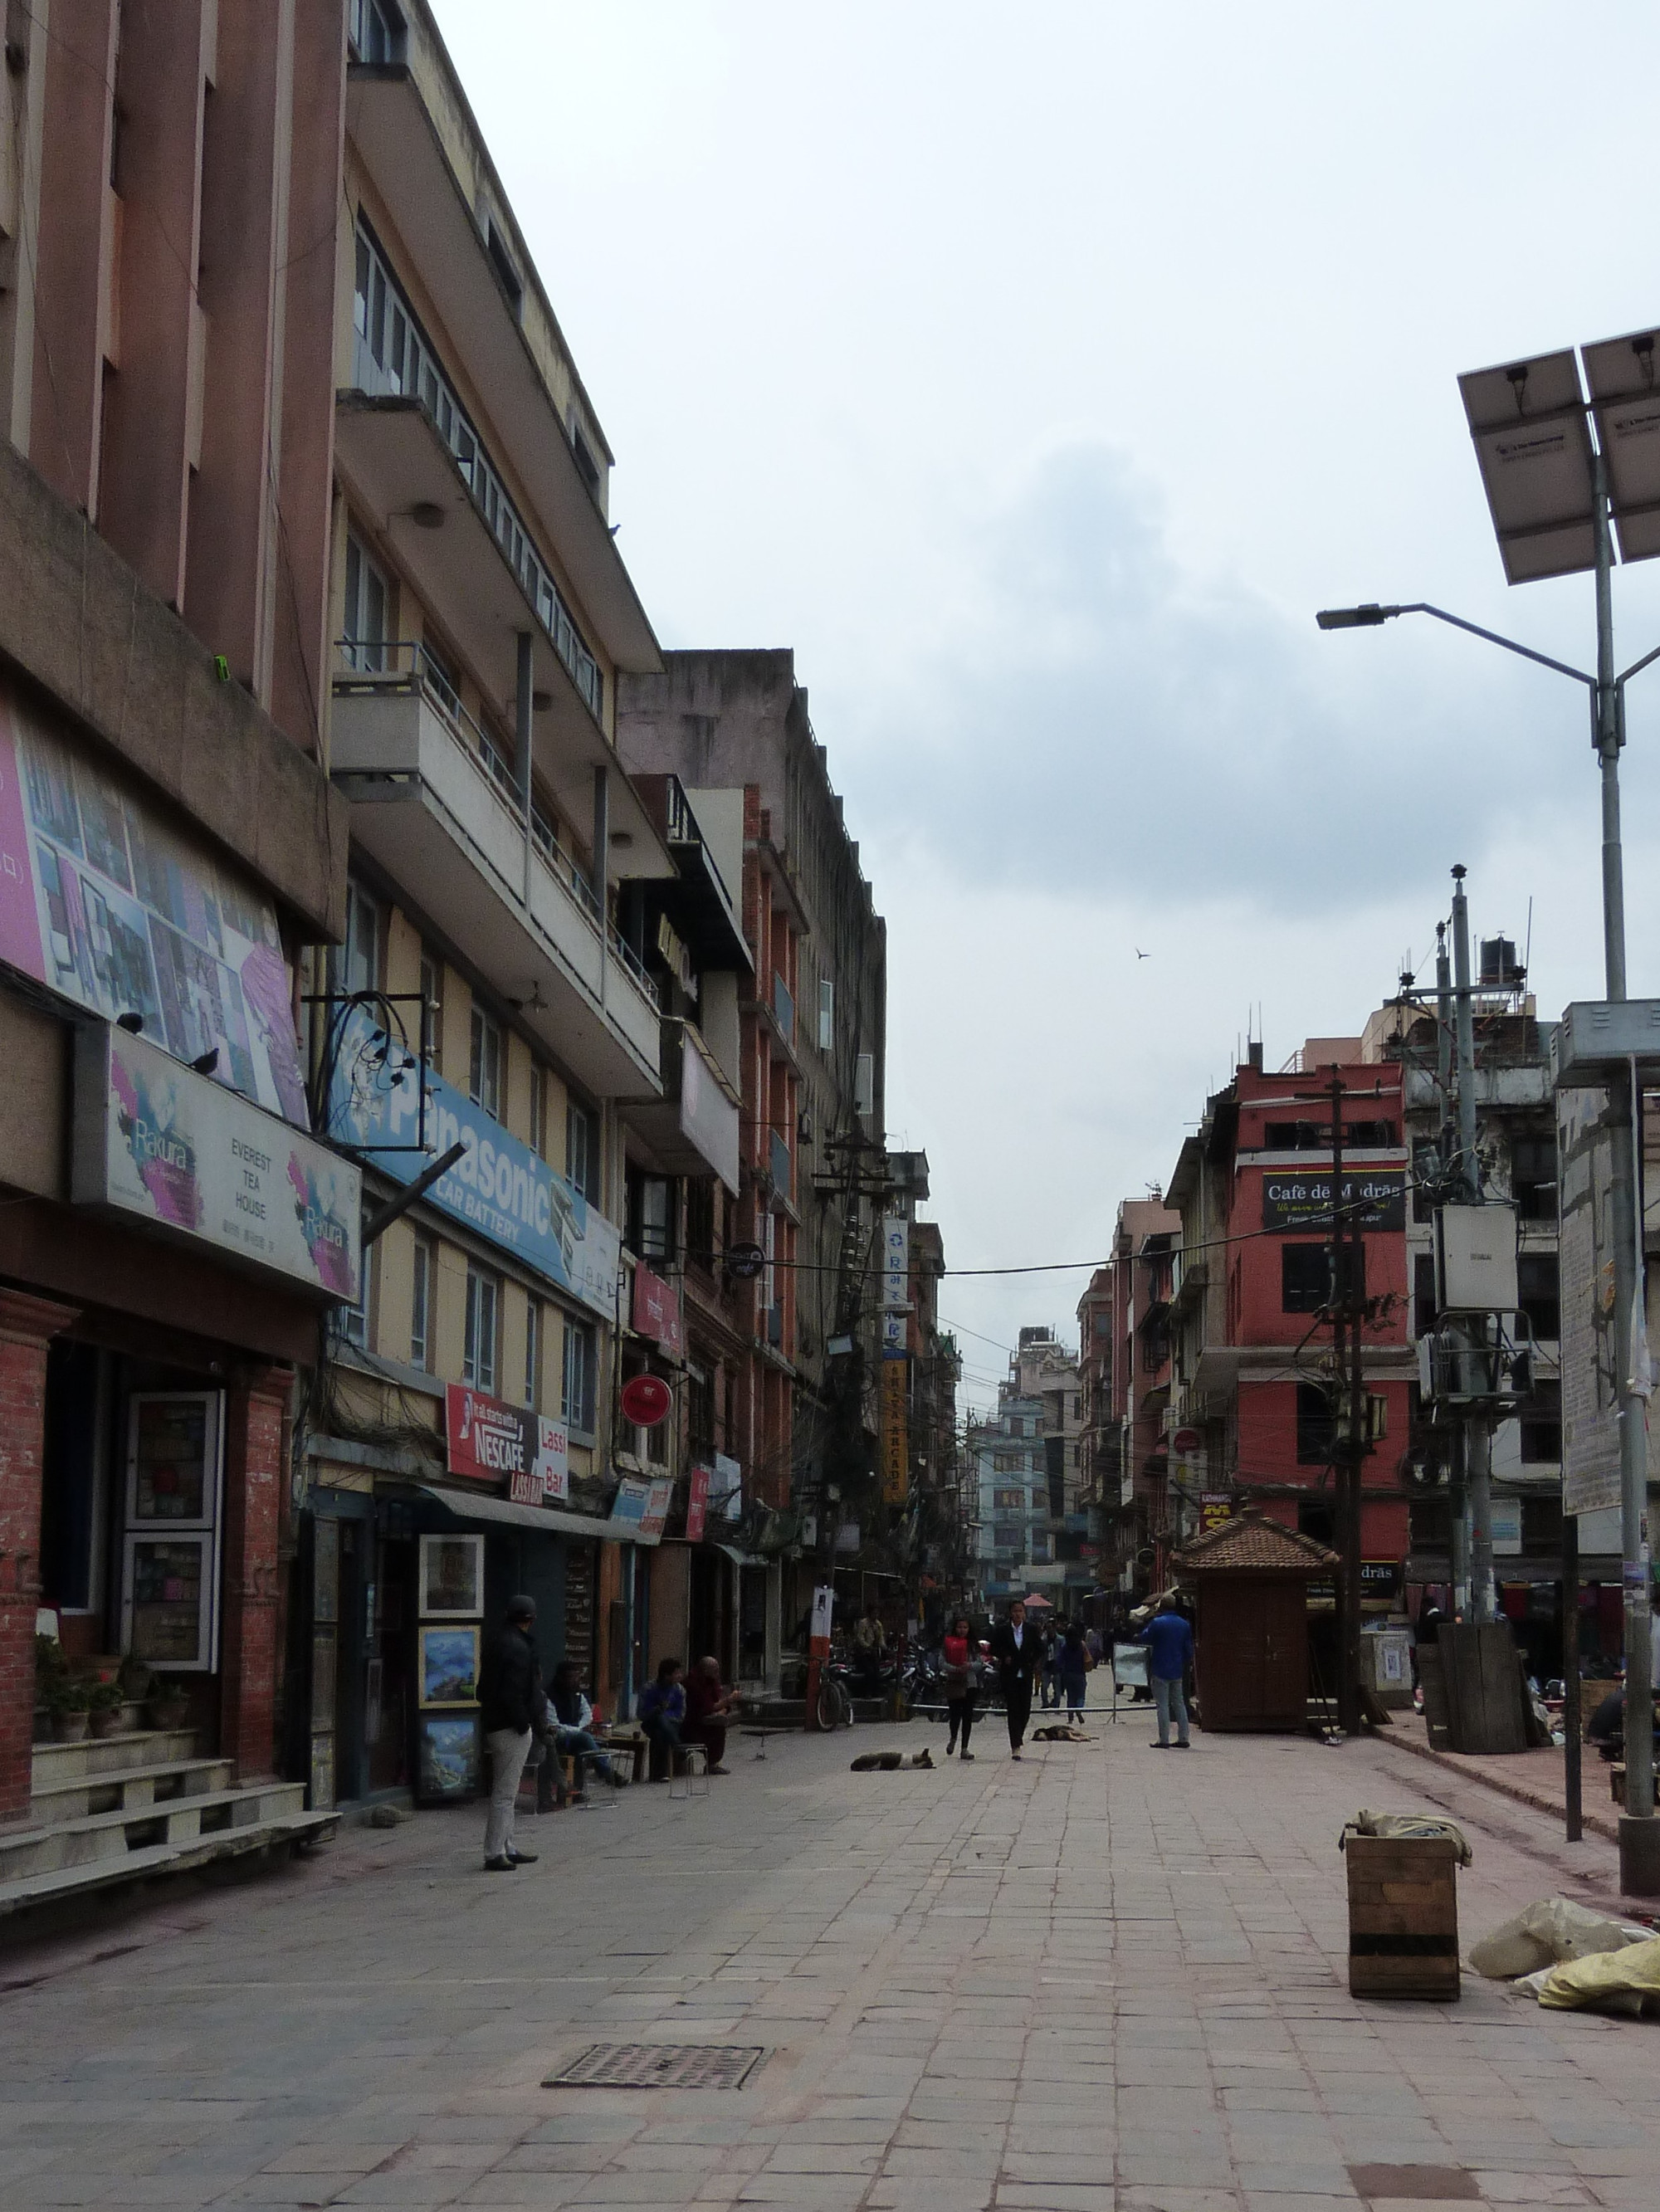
left=331, top=675, right=662, bottom=1096
left=618, top=1018, right=741, bottom=1194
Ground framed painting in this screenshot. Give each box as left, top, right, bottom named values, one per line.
left=417, top=1532, right=484, bottom=1619
left=418, top=1623, right=481, bottom=1708
left=415, top=1711, right=482, bottom=1804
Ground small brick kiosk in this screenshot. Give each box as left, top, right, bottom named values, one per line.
left=1174, top=1511, right=1337, bottom=1732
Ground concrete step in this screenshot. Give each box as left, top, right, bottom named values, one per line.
left=0, top=1809, right=339, bottom=1922
left=0, top=1780, right=309, bottom=1881
left=29, top=1755, right=235, bottom=1823
left=31, top=1730, right=199, bottom=1787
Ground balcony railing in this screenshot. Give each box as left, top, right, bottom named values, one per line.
left=769, top=1128, right=792, bottom=1199
left=352, top=222, right=604, bottom=722
left=772, top=972, right=793, bottom=1042
left=332, top=645, right=660, bottom=1025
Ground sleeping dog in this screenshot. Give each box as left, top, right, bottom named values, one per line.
left=1032, top=1723, right=1096, bottom=1743
left=849, top=1747, right=935, bottom=1771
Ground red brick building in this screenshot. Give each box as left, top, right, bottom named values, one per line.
left=1164, top=1039, right=1413, bottom=1612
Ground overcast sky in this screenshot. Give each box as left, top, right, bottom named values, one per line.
left=433, top=1, right=1660, bottom=1412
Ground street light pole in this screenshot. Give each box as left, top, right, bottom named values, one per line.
left=1448, top=868, right=1495, bottom=1627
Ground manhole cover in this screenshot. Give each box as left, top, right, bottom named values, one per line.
left=1348, top=2168, right=1481, bottom=2202
left=544, top=2044, right=765, bottom=2091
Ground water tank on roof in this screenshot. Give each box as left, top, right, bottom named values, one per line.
left=1479, top=935, right=1525, bottom=989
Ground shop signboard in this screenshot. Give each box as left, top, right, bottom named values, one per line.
left=72, top=1024, right=361, bottom=1300
left=638, top=1477, right=676, bottom=1541
left=1360, top=1557, right=1403, bottom=1598
left=708, top=1453, right=742, bottom=1521
left=0, top=683, right=310, bottom=1122
left=444, top=1382, right=568, bottom=1501
left=611, top=1474, right=653, bottom=1530
left=1558, top=1085, right=1623, bottom=1516
left=1199, top=1493, right=1233, bottom=1534
left=1261, top=1169, right=1405, bottom=1233
left=326, top=1004, right=620, bottom=1321
left=880, top=1356, right=909, bottom=1504
left=881, top=1213, right=908, bottom=1310
left=632, top=1265, right=685, bottom=1356
left=686, top=1466, right=710, bottom=1542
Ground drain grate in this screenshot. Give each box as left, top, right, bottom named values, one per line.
left=1348, top=2168, right=1481, bottom=2202
left=544, top=2043, right=766, bottom=2092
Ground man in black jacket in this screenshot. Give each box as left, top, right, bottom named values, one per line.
left=477, top=1594, right=544, bottom=1871
left=991, top=1598, right=1043, bottom=1759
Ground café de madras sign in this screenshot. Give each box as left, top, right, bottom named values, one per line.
left=1260, top=1169, right=1405, bottom=1233
left=328, top=1006, right=619, bottom=1320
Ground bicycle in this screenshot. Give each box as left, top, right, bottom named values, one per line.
left=816, top=1672, right=853, bottom=1730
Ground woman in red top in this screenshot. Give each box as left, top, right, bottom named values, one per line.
left=942, top=1614, right=978, bottom=1760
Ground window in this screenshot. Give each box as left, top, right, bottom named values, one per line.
left=463, top=1266, right=499, bottom=1394
left=1517, top=1252, right=1560, bottom=1342
left=341, top=1220, right=374, bottom=1349
left=1521, top=1380, right=1562, bottom=1464
left=524, top=1297, right=541, bottom=1409
left=627, top=1169, right=675, bottom=1264
left=349, top=0, right=403, bottom=61
left=342, top=533, right=390, bottom=671
left=818, top=976, right=833, bottom=1051
left=419, top=945, right=444, bottom=1070
left=410, top=1237, right=434, bottom=1370
left=686, top=1177, right=715, bottom=1270
left=1297, top=1497, right=1336, bottom=1547
left=1263, top=1118, right=1396, bottom=1150
left=1413, top=1252, right=1438, bottom=1336
left=562, top=1316, right=597, bottom=1435
left=1141, top=1326, right=1169, bottom=1375
left=468, top=1004, right=501, bottom=1120
left=687, top=1365, right=715, bottom=1462
left=1411, top=1138, right=1439, bottom=1224
left=1282, top=1243, right=1330, bottom=1314
left=1296, top=1381, right=1335, bottom=1465
left=528, top=1063, right=547, bottom=1161
left=342, top=880, right=381, bottom=997
left=567, top=1098, right=600, bottom=1204
left=1512, top=1135, right=1558, bottom=1223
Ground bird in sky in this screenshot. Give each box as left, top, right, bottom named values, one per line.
left=1135, top=947, right=1150, bottom=960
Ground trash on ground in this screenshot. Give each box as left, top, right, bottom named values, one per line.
left=1467, top=1894, right=1653, bottom=1980
left=1339, top=1809, right=1472, bottom=1865
left=1518, top=1933, right=1660, bottom=2014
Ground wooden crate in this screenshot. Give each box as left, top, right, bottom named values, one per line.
left=1345, top=1834, right=1461, bottom=2000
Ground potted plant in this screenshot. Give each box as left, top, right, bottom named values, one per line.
left=49, top=1675, right=92, bottom=1742
left=117, top=1653, right=154, bottom=1731
left=146, top=1677, right=189, bottom=1731
left=87, top=1680, right=125, bottom=1739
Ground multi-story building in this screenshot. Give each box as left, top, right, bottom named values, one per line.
left=972, top=1394, right=1047, bottom=1612
left=1163, top=1038, right=1413, bottom=1638
left=291, top=0, right=798, bottom=1803
left=618, top=648, right=891, bottom=1641
left=1079, top=1198, right=1181, bottom=1592
left=0, top=3, right=353, bottom=1845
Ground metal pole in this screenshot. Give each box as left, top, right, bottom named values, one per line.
left=1564, top=1508, right=1582, bottom=1843
left=1591, top=451, right=1655, bottom=1848
left=1450, top=868, right=1494, bottom=1625
left=1436, top=921, right=1470, bottom=1617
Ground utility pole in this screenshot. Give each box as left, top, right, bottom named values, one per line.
left=1434, top=923, right=1471, bottom=1619
left=1328, top=1070, right=1365, bottom=1736
left=1591, top=452, right=1654, bottom=1847
left=1449, top=868, right=1496, bottom=1625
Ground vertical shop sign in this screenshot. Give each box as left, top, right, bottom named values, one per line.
left=1558, top=1086, right=1623, bottom=1516
left=880, top=1357, right=909, bottom=1504
left=686, top=1466, right=710, bottom=1543
left=882, top=1214, right=908, bottom=1310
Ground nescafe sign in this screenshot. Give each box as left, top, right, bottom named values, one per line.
left=620, top=1373, right=672, bottom=1427
left=447, top=1384, right=530, bottom=1481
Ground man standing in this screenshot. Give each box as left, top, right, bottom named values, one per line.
left=1139, top=1597, right=1194, bottom=1749
left=477, top=1594, right=544, bottom=1869
left=991, top=1598, right=1043, bottom=1759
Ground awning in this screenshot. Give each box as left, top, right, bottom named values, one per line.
left=408, top=1482, right=661, bottom=1546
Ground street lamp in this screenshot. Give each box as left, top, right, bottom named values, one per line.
left=1319, top=328, right=1660, bottom=1892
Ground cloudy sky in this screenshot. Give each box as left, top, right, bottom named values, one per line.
left=433, top=1, right=1660, bottom=1410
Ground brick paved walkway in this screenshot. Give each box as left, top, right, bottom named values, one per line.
left=2, top=1721, right=1658, bottom=2210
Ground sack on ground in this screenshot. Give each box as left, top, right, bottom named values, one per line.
left=1468, top=1895, right=1653, bottom=1980
left=1525, top=1932, right=1660, bottom=2013
left=1338, top=1809, right=1473, bottom=1865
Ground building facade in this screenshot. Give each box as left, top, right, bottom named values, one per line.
left=1163, top=1039, right=1413, bottom=1625
left=0, top=0, right=353, bottom=1821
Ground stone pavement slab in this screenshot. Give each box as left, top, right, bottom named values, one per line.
left=2, top=1721, right=1658, bottom=2209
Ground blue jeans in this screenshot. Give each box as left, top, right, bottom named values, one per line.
left=1154, top=1674, right=1189, bottom=1745
left=556, top=1728, right=613, bottom=1785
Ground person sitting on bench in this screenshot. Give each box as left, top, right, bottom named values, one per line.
left=638, top=1656, right=686, bottom=1780
left=548, top=1661, right=622, bottom=1792
left=684, top=1654, right=738, bottom=1775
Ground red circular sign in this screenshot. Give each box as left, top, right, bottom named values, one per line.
left=1171, top=1427, right=1201, bottom=1453
left=620, top=1374, right=672, bottom=1427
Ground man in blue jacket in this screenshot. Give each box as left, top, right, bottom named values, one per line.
left=1139, top=1599, right=1194, bottom=1749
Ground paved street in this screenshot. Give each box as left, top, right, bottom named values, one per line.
left=2, top=1721, right=1658, bottom=2212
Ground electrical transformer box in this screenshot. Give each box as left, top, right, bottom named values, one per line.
left=1435, top=1204, right=1518, bottom=1313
